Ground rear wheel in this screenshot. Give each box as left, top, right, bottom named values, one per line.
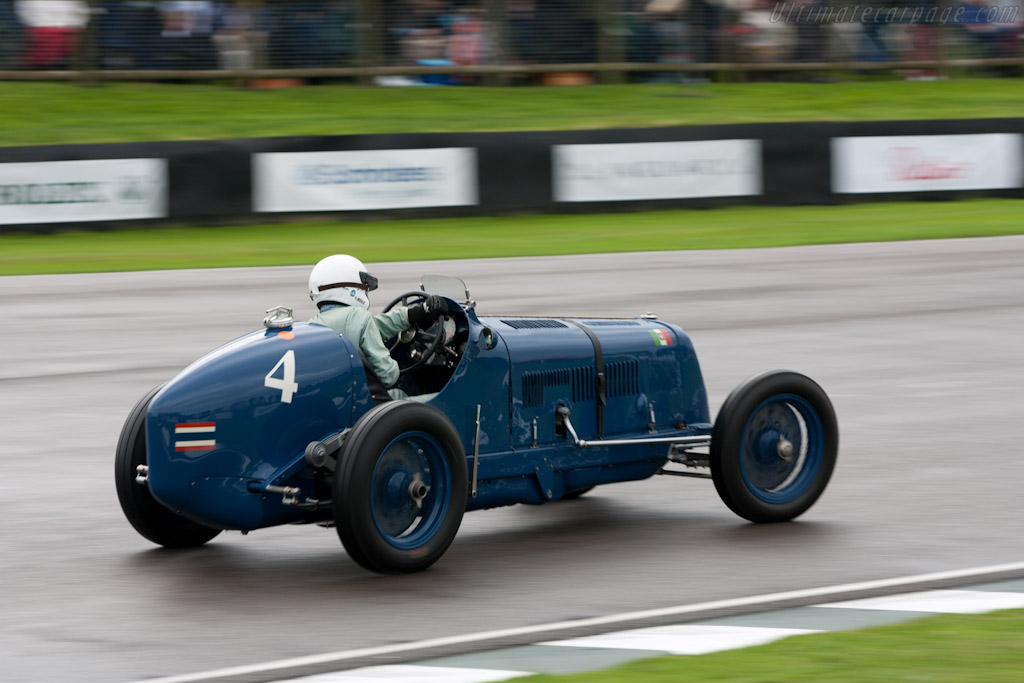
left=711, top=371, right=838, bottom=523
left=115, top=386, right=222, bottom=548
left=334, top=401, right=467, bottom=573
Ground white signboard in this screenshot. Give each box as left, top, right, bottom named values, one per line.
left=832, top=134, right=1023, bottom=194
left=254, top=148, right=477, bottom=212
left=0, top=159, right=168, bottom=225
left=553, top=139, right=762, bottom=202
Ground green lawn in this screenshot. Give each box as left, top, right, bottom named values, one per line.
left=3, top=198, right=1022, bottom=275
left=524, top=609, right=1024, bottom=682
left=1, top=79, right=1023, bottom=146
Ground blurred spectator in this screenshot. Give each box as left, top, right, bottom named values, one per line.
left=447, top=7, right=486, bottom=67
left=283, top=1, right=336, bottom=68
left=321, top=1, right=358, bottom=67
left=384, top=0, right=446, bottom=65
left=857, top=1, right=897, bottom=62
left=98, top=1, right=162, bottom=70
left=636, top=0, right=689, bottom=68
left=157, top=0, right=218, bottom=69
left=0, top=0, right=26, bottom=69
left=688, top=0, right=723, bottom=64
left=3, top=0, right=1021, bottom=79
left=507, top=0, right=542, bottom=63
left=727, top=0, right=792, bottom=65
left=378, top=1, right=486, bottom=84
left=248, top=1, right=353, bottom=71
left=15, top=0, right=89, bottom=68
left=792, top=0, right=827, bottom=62
left=626, top=10, right=665, bottom=65
left=159, top=0, right=214, bottom=36
left=534, top=0, right=596, bottom=63
left=989, top=0, right=1024, bottom=59
left=957, top=0, right=1020, bottom=59
left=213, top=0, right=270, bottom=70
left=905, top=0, right=941, bottom=79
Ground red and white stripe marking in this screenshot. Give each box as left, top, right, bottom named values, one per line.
left=174, top=422, right=216, bottom=451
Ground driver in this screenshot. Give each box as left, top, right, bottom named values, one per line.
left=308, top=254, right=445, bottom=400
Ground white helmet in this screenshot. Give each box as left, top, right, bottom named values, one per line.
left=308, top=254, right=379, bottom=310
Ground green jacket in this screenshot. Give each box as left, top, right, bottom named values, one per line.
left=310, top=305, right=411, bottom=389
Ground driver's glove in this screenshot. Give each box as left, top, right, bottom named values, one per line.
left=407, top=294, right=447, bottom=328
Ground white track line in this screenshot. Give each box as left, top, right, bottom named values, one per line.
left=130, top=561, right=1024, bottom=683
left=286, top=665, right=532, bottom=683
left=542, top=624, right=820, bottom=655
left=820, top=589, right=1024, bottom=614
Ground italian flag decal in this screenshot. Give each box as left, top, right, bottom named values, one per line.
left=650, top=329, right=673, bottom=346
left=174, top=422, right=216, bottom=451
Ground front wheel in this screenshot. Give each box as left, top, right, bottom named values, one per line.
left=334, top=401, right=467, bottom=573
left=115, top=386, right=222, bottom=548
left=710, top=370, right=838, bottom=523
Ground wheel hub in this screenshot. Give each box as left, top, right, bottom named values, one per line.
left=777, top=437, right=794, bottom=461
left=408, top=472, right=429, bottom=509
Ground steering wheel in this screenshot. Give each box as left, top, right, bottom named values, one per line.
left=382, top=292, right=448, bottom=374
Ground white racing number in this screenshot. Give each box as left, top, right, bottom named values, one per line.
left=264, top=350, right=298, bottom=403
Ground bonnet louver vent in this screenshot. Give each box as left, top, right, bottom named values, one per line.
left=605, top=359, right=640, bottom=397
left=522, top=367, right=595, bottom=408
left=502, top=319, right=568, bottom=329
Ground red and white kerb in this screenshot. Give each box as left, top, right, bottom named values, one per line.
left=174, top=422, right=216, bottom=452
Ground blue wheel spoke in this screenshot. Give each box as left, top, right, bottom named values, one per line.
left=370, top=431, right=452, bottom=549
left=739, top=394, right=823, bottom=504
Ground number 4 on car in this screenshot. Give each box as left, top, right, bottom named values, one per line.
left=115, top=275, right=838, bottom=573
left=264, top=349, right=298, bottom=403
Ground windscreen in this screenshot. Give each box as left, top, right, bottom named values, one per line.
left=420, top=274, right=469, bottom=302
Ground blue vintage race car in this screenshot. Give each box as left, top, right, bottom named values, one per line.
left=116, top=275, right=838, bottom=573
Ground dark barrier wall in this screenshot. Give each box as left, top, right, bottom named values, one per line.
left=2, top=118, right=1023, bottom=233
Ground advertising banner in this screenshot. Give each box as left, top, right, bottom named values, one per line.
left=832, top=134, right=1024, bottom=193
left=253, top=148, right=477, bottom=212
left=0, top=159, right=167, bottom=225
left=553, top=139, right=762, bottom=202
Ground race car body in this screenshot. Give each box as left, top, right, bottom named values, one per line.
left=118, top=275, right=838, bottom=573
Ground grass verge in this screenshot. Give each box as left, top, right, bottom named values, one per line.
left=2, top=79, right=1024, bottom=146
left=523, top=609, right=1024, bottom=682
left=2, top=198, right=1023, bottom=276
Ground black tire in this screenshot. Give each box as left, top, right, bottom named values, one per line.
left=562, top=486, right=595, bottom=500
left=334, top=401, right=467, bottom=573
left=115, top=386, right=222, bottom=548
left=710, top=370, right=838, bottom=524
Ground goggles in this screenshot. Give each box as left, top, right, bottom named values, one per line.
left=318, top=270, right=379, bottom=293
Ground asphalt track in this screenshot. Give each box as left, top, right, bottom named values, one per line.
left=2, top=237, right=1023, bottom=683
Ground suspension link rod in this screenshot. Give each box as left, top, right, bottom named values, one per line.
left=557, top=407, right=711, bottom=449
